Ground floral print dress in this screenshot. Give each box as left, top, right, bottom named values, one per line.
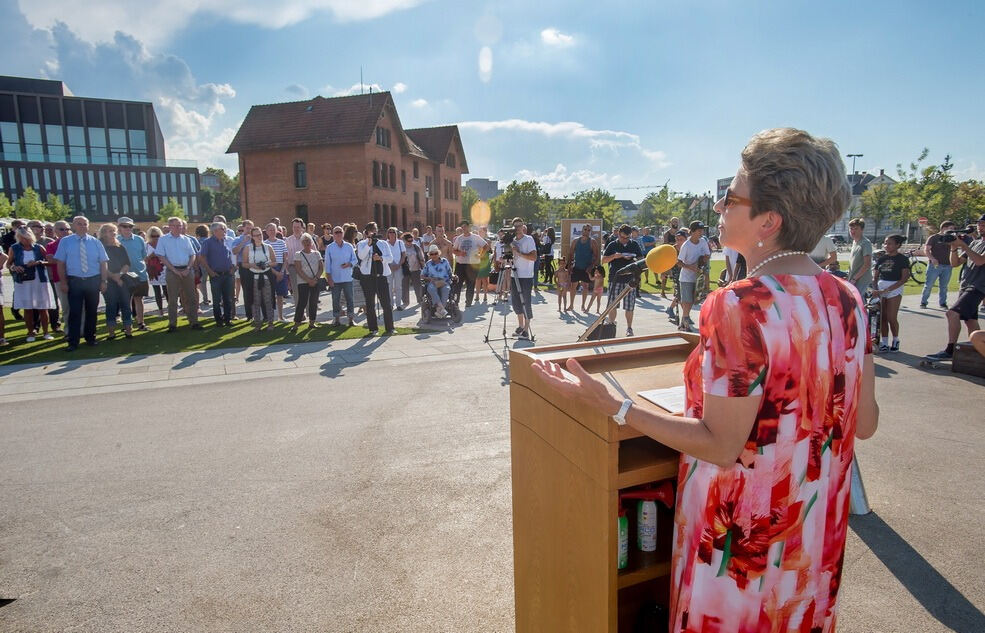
left=672, top=273, right=870, bottom=633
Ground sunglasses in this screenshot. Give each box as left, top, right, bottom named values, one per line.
left=722, top=189, right=753, bottom=209
left=333, top=230, right=343, bottom=234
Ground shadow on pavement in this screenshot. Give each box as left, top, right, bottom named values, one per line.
left=849, top=512, right=985, bottom=633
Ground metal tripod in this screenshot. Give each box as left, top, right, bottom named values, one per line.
left=484, top=262, right=535, bottom=344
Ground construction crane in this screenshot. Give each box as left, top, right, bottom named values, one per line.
left=609, top=179, right=670, bottom=191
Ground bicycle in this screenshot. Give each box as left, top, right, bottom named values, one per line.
left=905, top=248, right=927, bottom=285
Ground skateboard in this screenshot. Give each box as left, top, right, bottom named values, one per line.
left=919, top=356, right=951, bottom=370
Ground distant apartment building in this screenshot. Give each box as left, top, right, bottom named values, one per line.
left=465, top=177, right=501, bottom=200
left=227, top=92, right=468, bottom=230
left=831, top=169, right=902, bottom=237
left=617, top=199, right=639, bottom=221
left=0, top=75, right=200, bottom=221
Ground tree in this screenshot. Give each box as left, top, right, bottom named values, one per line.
left=202, top=167, right=241, bottom=218
left=570, top=188, right=622, bottom=231
left=157, top=197, right=186, bottom=224
left=489, top=180, right=549, bottom=227
left=859, top=184, right=893, bottom=240
left=951, top=180, right=985, bottom=225
left=13, top=187, right=49, bottom=221
left=639, top=186, right=688, bottom=228
left=0, top=193, right=13, bottom=218
left=461, top=186, right=480, bottom=223
left=44, top=194, right=72, bottom=221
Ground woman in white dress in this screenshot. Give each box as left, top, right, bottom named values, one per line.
left=6, top=227, right=54, bottom=342
left=145, top=226, right=169, bottom=317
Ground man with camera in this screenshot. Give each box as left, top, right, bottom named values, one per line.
left=927, top=214, right=985, bottom=361
left=602, top=224, right=645, bottom=336
left=507, top=218, right=538, bottom=339
left=921, top=220, right=958, bottom=308
left=356, top=222, right=395, bottom=335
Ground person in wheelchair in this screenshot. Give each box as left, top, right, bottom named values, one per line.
left=421, top=244, right=458, bottom=320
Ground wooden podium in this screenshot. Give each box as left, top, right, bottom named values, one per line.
left=509, top=333, right=699, bottom=633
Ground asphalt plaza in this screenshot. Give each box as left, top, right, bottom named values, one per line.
left=0, top=284, right=982, bottom=632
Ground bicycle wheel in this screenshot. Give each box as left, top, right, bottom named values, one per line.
left=909, top=259, right=926, bottom=285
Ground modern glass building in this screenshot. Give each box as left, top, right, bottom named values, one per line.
left=0, top=75, right=200, bottom=221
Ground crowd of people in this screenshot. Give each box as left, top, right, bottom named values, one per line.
left=0, top=214, right=546, bottom=348
left=2, top=205, right=983, bottom=358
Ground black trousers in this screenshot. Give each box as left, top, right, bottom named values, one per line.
left=239, top=265, right=254, bottom=320
left=66, top=275, right=101, bottom=345
left=360, top=275, right=394, bottom=331
left=294, top=282, right=320, bottom=324
left=454, top=263, right=478, bottom=305
left=209, top=271, right=235, bottom=324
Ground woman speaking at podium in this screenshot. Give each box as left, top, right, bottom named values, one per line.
left=535, top=128, right=879, bottom=632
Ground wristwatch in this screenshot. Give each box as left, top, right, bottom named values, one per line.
left=612, top=398, right=633, bottom=425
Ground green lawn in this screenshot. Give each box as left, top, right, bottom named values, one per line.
left=0, top=310, right=417, bottom=366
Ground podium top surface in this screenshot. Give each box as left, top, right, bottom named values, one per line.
left=510, top=333, right=699, bottom=442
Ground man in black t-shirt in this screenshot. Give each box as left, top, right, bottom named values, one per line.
left=601, top=224, right=644, bottom=336
left=928, top=214, right=985, bottom=360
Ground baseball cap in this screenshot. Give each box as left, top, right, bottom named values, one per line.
left=675, top=229, right=689, bottom=237
left=688, top=220, right=706, bottom=231
left=118, top=217, right=135, bottom=226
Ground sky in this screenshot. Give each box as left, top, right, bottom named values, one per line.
left=3, top=0, right=984, bottom=201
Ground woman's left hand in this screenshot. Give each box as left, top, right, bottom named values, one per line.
left=531, top=358, right=620, bottom=413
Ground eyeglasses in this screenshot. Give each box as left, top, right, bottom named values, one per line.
left=333, top=230, right=343, bottom=235
left=56, top=227, right=70, bottom=232
left=722, top=189, right=753, bottom=209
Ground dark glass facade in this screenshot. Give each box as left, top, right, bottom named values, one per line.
left=0, top=76, right=200, bottom=220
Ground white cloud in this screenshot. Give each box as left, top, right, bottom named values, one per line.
left=478, top=46, right=493, bottom=83
left=457, top=119, right=669, bottom=167
left=513, top=164, right=617, bottom=197
left=540, top=27, right=574, bottom=48
left=411, top=98, right=428, bottom=108
left=18, top=0, right=432, bottom=47
left=285, top=83, right=309, bottom=98
left=392, top=82, right=407, bottom=94
left=334, top=82, right=384, bottom=96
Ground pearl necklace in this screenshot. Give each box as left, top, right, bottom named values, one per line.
left=747, top=251, right=809, bottom=277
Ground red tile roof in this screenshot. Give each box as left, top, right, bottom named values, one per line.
left=226, top=92, right=389, bottom=153
left=227, top=93, right=467, bottom=172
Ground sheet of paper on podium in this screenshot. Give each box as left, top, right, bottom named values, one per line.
left=637, top=386, right=686, bottom=415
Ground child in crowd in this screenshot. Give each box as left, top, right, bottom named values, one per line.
left=586, top=265, right=605, bottom=314
left=555, top=257, right=572, bottom=311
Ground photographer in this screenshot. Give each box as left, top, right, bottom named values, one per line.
left=508, top=218, right=537, bottom=339
left=927, top=214, right=985, bottom=361
left=356, top=222, right=395, bottom=335
left=921, top=220, right=957, bottom=308
left=601, top=224, right=644, bottom=336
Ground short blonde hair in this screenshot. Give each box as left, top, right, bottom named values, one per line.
left=147, top=225, right=163, bottom=237
left=741, top=128, right=850, bottom=252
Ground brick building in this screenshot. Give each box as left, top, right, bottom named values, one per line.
left=227, top=91, right=468, bottom=231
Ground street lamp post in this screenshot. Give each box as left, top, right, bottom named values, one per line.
left=847, top=153, right=863, bottom=174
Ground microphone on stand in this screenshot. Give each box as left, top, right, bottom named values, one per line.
left=616, top=244, right=678, bottom=278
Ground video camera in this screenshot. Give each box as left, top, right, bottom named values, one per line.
left=500, top=228, right=516, bottom=260
left=941, top=228, right=975, bottom=243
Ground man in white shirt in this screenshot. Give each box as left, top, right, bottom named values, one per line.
left=356, top=222, right=395, bottom=334
left=155, top=216, right=202, bottom=331
left=508, top=217, right=538, bottom=339
left=421, top=226, right=435, bottom=249
left=284, top=218, right=306, bottom=302
left=676, top=221, right=712, bottom=332
left=452, top=220, right=488, bottom=307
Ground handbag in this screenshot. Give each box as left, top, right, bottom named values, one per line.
left=13, top=267, right=37, bottom=283
left=352, top=249, right=364, bottom=280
